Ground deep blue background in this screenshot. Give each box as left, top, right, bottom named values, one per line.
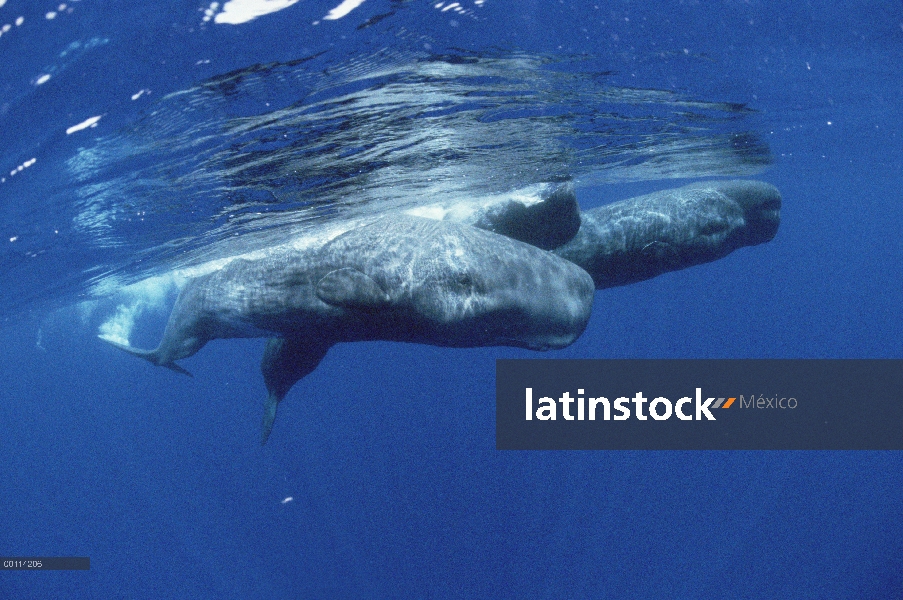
left=2, top=0, right=902, bottom=597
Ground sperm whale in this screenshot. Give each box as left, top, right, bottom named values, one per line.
left=103, top=214, right=595, bottom=442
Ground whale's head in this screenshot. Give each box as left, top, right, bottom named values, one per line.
left=325, top=215, right=595, bottom=350
left=718, top=180, right=782, bottom=246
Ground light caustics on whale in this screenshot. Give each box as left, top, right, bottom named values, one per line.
left=94, top=181, right=582, bottom=355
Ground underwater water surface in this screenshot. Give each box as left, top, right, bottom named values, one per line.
left=1, top=0, right=902, bottom=597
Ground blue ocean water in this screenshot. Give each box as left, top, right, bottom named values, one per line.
left=1, top=0, right=902, bottom=597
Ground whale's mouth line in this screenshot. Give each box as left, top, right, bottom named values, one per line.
left=497, top=336, right=559, bottom=352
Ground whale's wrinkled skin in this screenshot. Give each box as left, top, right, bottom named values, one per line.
left=553, top=180, right=781, bottom=288
left=258, top=180, right=781, bottom=442
left=103, top=215, right=595, bottom=442
left=104, top=179, right=781, bottom=444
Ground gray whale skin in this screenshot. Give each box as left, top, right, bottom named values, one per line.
left=103, top=214, right=595, bottom=442
left=258, top=179, right=781, bottom=442
left=554, top=179, right=781, bottom=288
left=105, top=179, right=780, bottom=444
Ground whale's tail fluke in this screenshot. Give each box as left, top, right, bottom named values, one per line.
left=99, top=336, right=193, bottom=377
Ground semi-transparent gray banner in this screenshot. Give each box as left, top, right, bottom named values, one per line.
left=496, top=360, right=903, bottom=450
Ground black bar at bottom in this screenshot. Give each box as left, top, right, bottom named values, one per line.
left=1, top=557, right=90, bottom=570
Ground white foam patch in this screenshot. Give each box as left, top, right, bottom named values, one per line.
left=403, top=183, right=550, bottom=222
left=214, top=0, right=299, bottom=24
left=323, top=0, right=367, bottom=20
left=66, top=115, right=102, bottom=135
left=404, top=205, right=457, bottom=221
left=97, top=303, right=143, bottom=346
left=96, top=273, right=185, bottom=345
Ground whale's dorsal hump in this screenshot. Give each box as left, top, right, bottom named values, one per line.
left=316, top=268, right=391, bottom=309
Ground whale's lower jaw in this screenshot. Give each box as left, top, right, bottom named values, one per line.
left=498, top=332, right=582, bottom=352
left=742, top=208, right=781, bottom=245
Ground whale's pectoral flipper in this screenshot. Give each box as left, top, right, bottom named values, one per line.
left=261, top=393, right=280, bottom=448
left=260, top=336, right=332, bottom=445
left=99, top=336, right=194, bottom=377
left=316, top=268, right=391, bottom=309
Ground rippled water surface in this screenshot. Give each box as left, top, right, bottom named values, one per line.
left=3, top=24, right=773, bottom=312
